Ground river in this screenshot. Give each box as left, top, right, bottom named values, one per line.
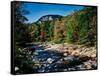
left=26, top=43, right=97, bottom=73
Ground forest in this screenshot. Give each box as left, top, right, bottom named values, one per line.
left=13, top=2, right=97, bottom=74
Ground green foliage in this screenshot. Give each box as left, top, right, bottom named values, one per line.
left=65, top=7, right=97, bottom=45
left=15, top=3, right=97, bottom=46
left=14, top=5, right=97, bottom=74
left=14, top=2, right=32, bottom=47
left=65, top=13, right=79, bottom=43
left=14, top=3, right=41, bottom=74
left=15, top=24, right=32, bottom=46
left=53, top=38, right=63, bottom=44
left=15, top=47, right=40, bottom=74
left=27, top=7, right=97, bottom=45
left=78, top=7, right=97, bottom=45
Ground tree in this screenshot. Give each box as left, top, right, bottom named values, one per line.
left=14, top=2, right=31, bottom=47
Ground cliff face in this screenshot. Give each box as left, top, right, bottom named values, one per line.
left=37, top=15, right=63, bottom=23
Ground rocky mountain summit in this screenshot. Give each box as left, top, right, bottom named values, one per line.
left=37, top=15, right=63, bottom=23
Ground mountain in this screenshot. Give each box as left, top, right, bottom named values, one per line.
left=37, top=15, right=63, bottom=23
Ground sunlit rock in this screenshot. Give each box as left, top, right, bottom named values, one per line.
left=47, top=58, right=54, bottom=63
left=71, top=50, right=80, bottom=57
left=63, top=53, right=68, bottom=56
left=34, top=64, right=42, bottom=68
left=63, top=56, right=74, bottom=64
left=15, top=67, right=19, bottom=71
left=68, top=68, right=76, bottom=71
left=83, top=62, right=92, bottom=69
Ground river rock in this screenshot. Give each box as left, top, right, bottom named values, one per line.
left=76, top=65, right=85, bottom=70
left=68, top=68, right=76, bottom=71
left=90, top=54, right=96, bottom=61
left=63, top=56, right=75, bottom=64
left=47, top=58, right=54, bottom=63
left=72, top=46, right=78, bottom=50
left=56, top=59, right=63, bottom=63
left=83, top=62, right=92, bottom=69
left=91, top=61, right=97, bottom=69
left=34, top=64, right=42, bottom=68
left=63, top=69, right=68, bottom=71
left=71, top=50, right=80, bottom=57
left=64, top=50, right=72, bottom=55
left=15, top=67, right=19, bottom=71
left=79, top=55, right=90, bottom=62
left=63, top=53, right=68, bottom=56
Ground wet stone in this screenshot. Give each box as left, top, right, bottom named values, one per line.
left=31, top=46, right=97, bottom=73
left=68, top=68, right=76, bottom=71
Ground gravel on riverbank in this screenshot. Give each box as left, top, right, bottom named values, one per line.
left=44, top=43, right=97, bottom=60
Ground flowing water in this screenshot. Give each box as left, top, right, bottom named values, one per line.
left=28, top=44, right=97, bottom=73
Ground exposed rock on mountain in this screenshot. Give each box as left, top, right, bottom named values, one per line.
left=37, top=15, right=63, bottom=23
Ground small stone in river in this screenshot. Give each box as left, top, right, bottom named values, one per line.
left=63, top=56, right=74, bottom=63
left=15, top=67, right=19, bottom=71
left=91, top=54, right=96, bottom=60
left=38, top=69, right=45, bottom=72
left=66, top=50, right=72, bottom=55
left=63, top=69, right=68, bottom=71
left=91, top=62, right=97, bottom=69
left=47, top=58, right=54, bottom=63
left=85, top=65, right=92, bottom=70
left=71, top=51, right=80, bottom=57
left=76, top=65, right=85, bottom=70
left=79, top=55, right=90, bottom=61
left=84, top=62, right=92, bottom=69
left=57, top=59, right=63, bottom=63
left=63, top=53, right=68, bottom=56
left=34, top=64, right=41, bottom=68
left=34, top=52, right=38, bottom=55
left=68, top=68, right=76, bottom=71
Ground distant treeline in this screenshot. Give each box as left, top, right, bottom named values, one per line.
left=13, top=2, right=97, bottom=74
left=28, top=7, right=97, bottom=45
left=14, top=2, right=97, bottom=46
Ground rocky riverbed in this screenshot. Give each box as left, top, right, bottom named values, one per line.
left=26, top=42, right=97, bottom=73
left=44, top=43, right=97, bottom=59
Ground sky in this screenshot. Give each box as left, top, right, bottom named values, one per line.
left=23, top=2, right=84, bottom=23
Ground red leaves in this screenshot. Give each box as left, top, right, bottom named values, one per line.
left=40, top=31, right=46, bottom=42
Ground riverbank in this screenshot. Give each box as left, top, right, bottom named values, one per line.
left=44, top=43, right=96, bottom=58
left=26, top=42, right=97, bottom=61
left=24, top=42, right=97, bottom=72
